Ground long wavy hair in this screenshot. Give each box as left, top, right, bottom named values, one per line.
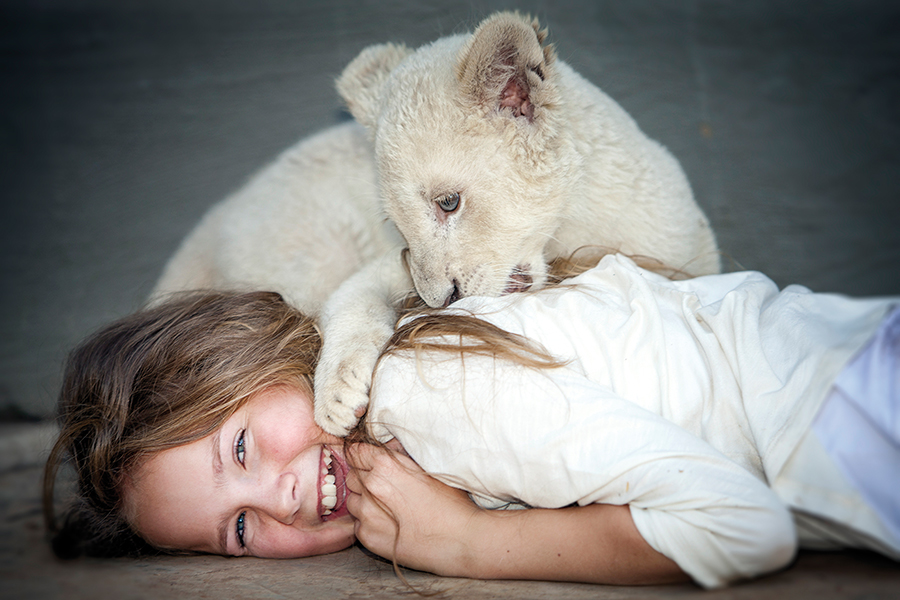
left=43, top=291, right=321, bottom=558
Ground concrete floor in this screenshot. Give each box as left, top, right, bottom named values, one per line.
left=1, top=0, right=899, bottom=597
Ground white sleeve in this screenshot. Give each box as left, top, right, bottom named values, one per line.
left=369, top=353, right=797, bottom=588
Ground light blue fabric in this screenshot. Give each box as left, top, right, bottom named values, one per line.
left=814, top=307, right=900, bottom=542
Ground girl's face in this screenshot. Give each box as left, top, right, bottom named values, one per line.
left=125, top=385, right=355, bottom=558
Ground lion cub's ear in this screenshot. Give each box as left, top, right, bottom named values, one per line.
left=337, top=43, right=413, bottom=129
left=456, top=12, right=556, bottom=122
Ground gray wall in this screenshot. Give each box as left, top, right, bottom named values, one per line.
left=2, top=0, right=898, bottom=417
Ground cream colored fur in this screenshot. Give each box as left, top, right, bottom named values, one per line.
left=152, top=12, right=719, bottom=435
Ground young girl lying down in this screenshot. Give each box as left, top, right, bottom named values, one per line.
left=44, top=253, right=899, bottom=589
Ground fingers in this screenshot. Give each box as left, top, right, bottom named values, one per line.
left=345, top=465, right=362, bottom=495
left=345, top=442, right=417, bottom=476
left=344, top=441, right=380, bottom=470
left=342, top=445, right=395, bottom=513
left=344, top=464, right=399, bottom=559
left=344, top=481, right=363, bottom=516
left=343, top=442, right=418, bottom=524
left=342, top=441, right=482, bottom=572
left=384, top=438, right=408, bottom=456
left=345, top=474, right=379, bottom=528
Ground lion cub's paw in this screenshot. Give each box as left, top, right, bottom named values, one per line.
left=314, top=364, right=370, bottom=437
left=314, top=329, right=387, bottom=437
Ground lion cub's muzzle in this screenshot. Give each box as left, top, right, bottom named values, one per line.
left=503, top=266, right=533, bottom=295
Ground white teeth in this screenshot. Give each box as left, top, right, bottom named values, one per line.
left=321, top=447, right=339, bottom=515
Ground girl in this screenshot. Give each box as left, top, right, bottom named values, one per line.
left=44, top=254, right=899, bottom=588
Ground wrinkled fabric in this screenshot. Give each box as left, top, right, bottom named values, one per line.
left=810, top=307, right=900, bottom=541
left=368, top=254, right=897, bottom=588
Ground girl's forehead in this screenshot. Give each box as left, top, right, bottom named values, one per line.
left=120, top=435, right=218, bottom=551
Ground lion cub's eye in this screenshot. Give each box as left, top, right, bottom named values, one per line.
left=435, top=192, right=461, bottom=213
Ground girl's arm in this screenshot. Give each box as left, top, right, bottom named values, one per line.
left=370, top=353, right=797, bottom=588
left=345, top=443, right=687, bottom=585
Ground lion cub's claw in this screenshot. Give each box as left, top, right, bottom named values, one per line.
left=314, top=345, right=380, bottom=437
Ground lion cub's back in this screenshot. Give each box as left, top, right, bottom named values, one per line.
left=152, top=121, right=402, bottom=315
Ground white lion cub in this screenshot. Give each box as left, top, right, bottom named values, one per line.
left=152, top=12, right=719, bottom=435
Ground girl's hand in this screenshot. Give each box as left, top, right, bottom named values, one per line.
left=345, top=441, right=686, bottom=584
left=344, top=442, right=480, bottom=575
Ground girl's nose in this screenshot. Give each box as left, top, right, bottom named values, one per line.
left=257, top=470, right=299, bottom=524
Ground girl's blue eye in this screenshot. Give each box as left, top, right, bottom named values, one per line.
left=236, top=511, right=246, bottom=548
left=235, top=430, right=246, bottom=465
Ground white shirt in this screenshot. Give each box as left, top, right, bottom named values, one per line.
left=368, top=254, right=896, bottom=588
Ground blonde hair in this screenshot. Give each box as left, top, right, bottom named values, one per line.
left=43, top=291, right=320, bottom=558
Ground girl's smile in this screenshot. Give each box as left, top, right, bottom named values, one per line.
left=123, top=385, right=356, bottom=558
left=319, top=445, right=351, bottom=521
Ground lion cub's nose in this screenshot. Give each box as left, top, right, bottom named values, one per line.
left=442, top=280, right=461, bottom=307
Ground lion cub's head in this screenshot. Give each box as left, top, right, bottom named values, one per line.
left=338, top=12, right=577, bottom=307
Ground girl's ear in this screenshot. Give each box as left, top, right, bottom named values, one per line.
left=455, top=12, right=556, bottom=123
left=336, top=43, right=413, bottom=130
